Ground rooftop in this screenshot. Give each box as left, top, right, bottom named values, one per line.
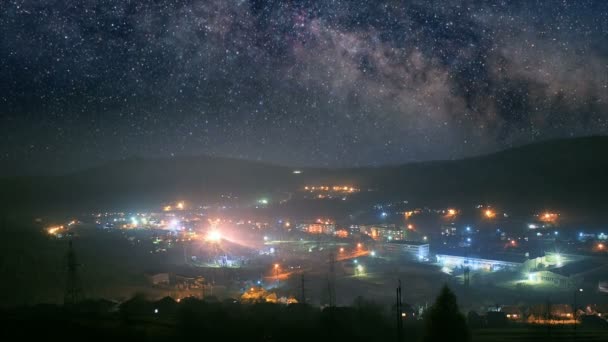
left=550, top=260, right=606, bottom=277
left=386, top=240, right=429, bottom=246
left=435, top=248, right=529, bottom=264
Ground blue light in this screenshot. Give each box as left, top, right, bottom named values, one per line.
left=467, top=237, right=471, bottom=242
left=381, top=212, right=388, bottom=217
left=466, top=226, right=471, bottom=232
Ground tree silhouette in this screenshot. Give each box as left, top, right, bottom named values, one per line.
left=423, top=285, right=471, bottom=342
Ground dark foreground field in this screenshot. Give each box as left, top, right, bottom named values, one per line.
left=2, top=301, right=607, bottom=342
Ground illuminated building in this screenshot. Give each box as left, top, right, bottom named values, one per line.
left=301, top=185, right=360, bottom=199
left=440, top=224, right=458, bottom=236
left=538, top=212, right=559, bottom=223
left=436, top=251, right=527, bottom=271
left=527, top=260, right=605, bottom=289
left=296, top=220, right=336, bottom=235
left=334, top=230, right=349, bottom=238
left=359, top=224, right=405, bottom=241
left=383, top=241, right=429, bottom=261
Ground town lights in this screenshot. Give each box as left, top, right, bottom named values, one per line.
left=485, top=209, right=496, bottom=218
left=356, top=265, right=364, bottom=275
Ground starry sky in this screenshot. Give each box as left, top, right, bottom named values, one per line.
left=1, top=0, right=607, bottom=176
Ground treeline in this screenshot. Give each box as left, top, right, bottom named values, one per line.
left=1, top=286, right=470, bottom=342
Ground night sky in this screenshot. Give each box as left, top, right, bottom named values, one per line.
left=1, top=0, right=607, bottom=176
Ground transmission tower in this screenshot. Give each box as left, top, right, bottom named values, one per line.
left=464, top=247, right=470, bottom=287
left=396, top=279, right=403, bottom=342
left=64, top=240, right=83, bottom=305
left=300, top=273, right=306, bottom=304
left=328, top=251, right=336, bottom=307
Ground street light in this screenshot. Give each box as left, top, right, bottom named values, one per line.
left=574, top=288, right=583, bottom=331
left=274, top=263, right=279, bottom=282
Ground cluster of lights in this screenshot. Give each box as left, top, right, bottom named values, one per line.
left=539, top=212, right=558, bottom=222
left=46, top=225, right=65, bottom=235
left=163, top=201, right=185, bottom=212
left=303, top=185, right=359, bottom=193
left=445, top=209, right=457, bottom=217
left=206, top=230, right=222, bottom=242
left=484, top=209, right=496, bottom=218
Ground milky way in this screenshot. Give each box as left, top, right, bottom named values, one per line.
left=1, top=0, right=607, bottom=175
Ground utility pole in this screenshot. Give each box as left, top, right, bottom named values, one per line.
left=64, top=240, right=83, bottom=305
left=574, top=288, right=582, bottom=337
left=546, top=297, right=551, bottom=340
left=396, top=279, right=403, bottom=342
left=300, top=273, right=306, bottom=304
left=328, top=251, right=336, bottom=307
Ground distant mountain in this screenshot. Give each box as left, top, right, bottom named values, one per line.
left=2, top=136, right=608, bottom=215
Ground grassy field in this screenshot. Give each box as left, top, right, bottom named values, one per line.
left=473, top=327, right=608, bottom=342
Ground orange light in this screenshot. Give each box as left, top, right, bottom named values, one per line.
left=206, top=230, right=222, bottom=242
left=599, top=243, right=605, bottom=250
left=485, top=209, right=496, bottom=218
left=339, top=247, right=344, bottom=253
left=46, top=225, right=64, bottom=235
left=447, top=209, right=456, bottom=216
left=274, top=263, right=279, bottom=269
left=357, top=243, right=362, bottom=248
left=407, top=224, right=414, bottom=230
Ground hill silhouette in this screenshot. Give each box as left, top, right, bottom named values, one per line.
left=1, top=136, right=607, bottom=215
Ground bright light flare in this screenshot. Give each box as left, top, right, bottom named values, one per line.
left=484, top=209, right=496, bottom=218
left=206, top=230, right=222, bottom=242
left=46, top=225, right=64, bottom=235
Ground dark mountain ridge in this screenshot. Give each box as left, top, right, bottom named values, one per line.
left=1, top=136, right=607, bottom=215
